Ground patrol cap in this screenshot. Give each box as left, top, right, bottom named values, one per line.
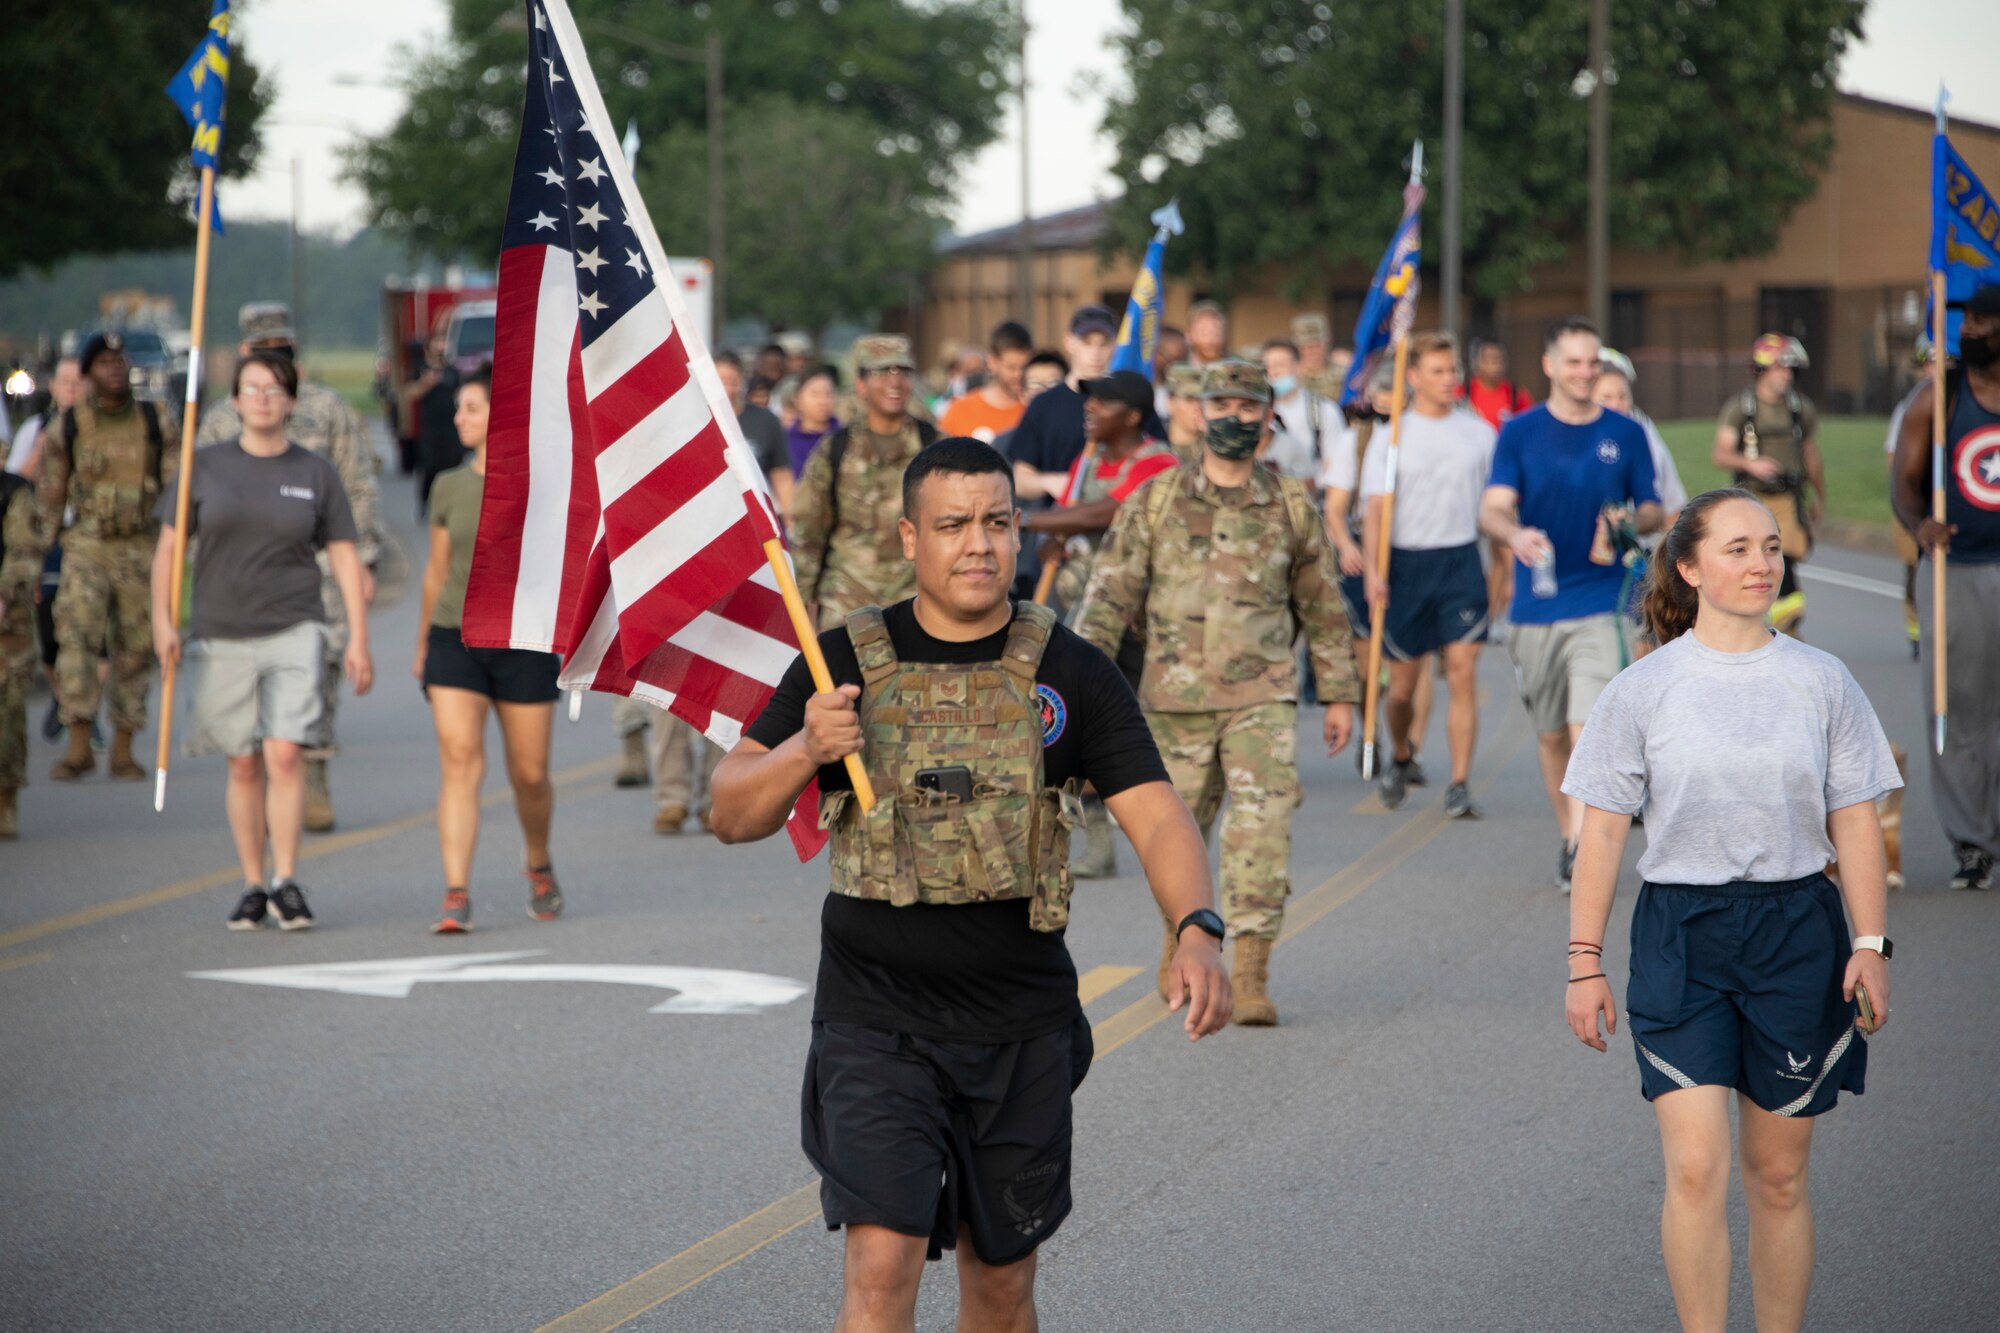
left=1200, top=359, right=1270, bottom=404
left=79, top=330, right=126, bottom=372
left=1068, top=304, right=1117, bottom=338
left=1291, top=313, right=1330, bottom=344
left=1164, top=363, right=1204, bottom=398
left=853, top=334, right=915, bottom=373
left=239, top=301, right=297, bottom=344
left=1080, top=369, right=1154, bottom=413
left=775, top=330, right=814, bottom=357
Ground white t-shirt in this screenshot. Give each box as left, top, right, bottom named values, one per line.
left=1359, top=407, right=1497, bottom=549
left=1562, top=632, right=1902, bottom=885
left=7, top=415, right=40, bottom=474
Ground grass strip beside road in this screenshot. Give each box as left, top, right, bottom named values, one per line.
left=0, top=755, right=620, bottom=954
left=1655, top=414, right=1894, bottom=537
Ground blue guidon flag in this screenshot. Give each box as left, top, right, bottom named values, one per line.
left=1109, top=200, right=1184, bottom=376
left=1341, top=144, right=1426, bottom=407
left=164, top=0, right=230, bottom=230
left=1932, top=88, right=2000, bottom=355
left=462, top=0, right=824, bottom=858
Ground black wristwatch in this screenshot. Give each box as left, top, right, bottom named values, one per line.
left=1176, top=908, right=1226, bottom=944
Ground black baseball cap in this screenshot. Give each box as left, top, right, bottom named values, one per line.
left=80, top=330, right=126, bottom=373
left=1964, top=284, right=2000, bottom=317
left=1080, top=369, right=1154, bottom=413
left=1069, top=304, right=1117, bottom=338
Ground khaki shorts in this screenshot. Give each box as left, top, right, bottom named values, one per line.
left=1507, top=613, right=1622, bottom=734
left=184, top=621, right=328, bottom=757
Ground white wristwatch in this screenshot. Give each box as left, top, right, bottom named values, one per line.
left=1852, top=935, right=1893, bottom=959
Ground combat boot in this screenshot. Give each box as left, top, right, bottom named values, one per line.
left=0, top=787, right=17, bottom=839
left=1071, top=797, right=1118, bottom=879
left=1157, top=909, right=1180, bottom=1002
left=616, top=730, right=650, bottom=788
left=653, top=803, right=687, bottom=835
left=303, top=759, right=335, bottom=832
left=50, top=723, right=95, bottom=781
left=1232, top=936, right=1278, bottom=1027
left=107, top=729, right=146, bottom=781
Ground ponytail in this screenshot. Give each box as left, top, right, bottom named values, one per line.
left=1641, top=487, right=1765, bottom=644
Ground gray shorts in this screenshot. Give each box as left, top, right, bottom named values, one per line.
left=1507, top=613, right=1622, bottom=734
left=184, top=621, right=328, bottom=757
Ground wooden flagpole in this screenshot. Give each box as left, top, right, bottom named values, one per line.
left=154, top=165, right=217, bottom=813
left=764, top=539, right=876, bottom=809
left=1359, top=268, right=1415, bottom=783
left=1930, top=269, right=1948, bottom=756
left=1032, top=440, right=1100, bottom=605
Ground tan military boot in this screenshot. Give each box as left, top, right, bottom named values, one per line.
left=1157, top=910, right=1180, bottom=1002
left=50, top=723, right=95, bottom=781
left=0, top=787, right=18, bottom=839
left=616, top=730, right=650, bottom=788
left=107, top=729, right=147, bottom=781
left=303, top=759, right=335, bottom=832
left=653, top=803, right=687, bottom=835
left=1232, top=936, right=1278, bottom=1027
left=1071, top=798, right=1118, bottom=879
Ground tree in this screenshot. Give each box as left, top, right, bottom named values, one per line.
left=343, top=0, right=1012, bottom=319
left=3, top=0, right=270, bottom=279
left=1102, top=0, right=1866, bottom=299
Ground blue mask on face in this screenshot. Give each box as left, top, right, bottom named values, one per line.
left=1270, top=375, right=1299, bottom=397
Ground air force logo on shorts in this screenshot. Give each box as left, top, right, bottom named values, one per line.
left=1596, top=439, right=1622, bottom=464
left=1035, top=684, right=1066, bottom=747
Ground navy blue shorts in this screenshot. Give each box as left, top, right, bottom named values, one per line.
left=1627, top=873, right=1866, bottom=1118
left=1380, top=543, right=1488, bottom=662
left=1339, top=571, right=1370, bottom=640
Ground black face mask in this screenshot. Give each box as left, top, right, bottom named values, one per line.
left=1960, top=328, right=2000, bottom=371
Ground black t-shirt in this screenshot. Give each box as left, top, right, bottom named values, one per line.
left=417, top=366, right=463, bottom=471
left=1008, top=383, right=1086, bottom=478
left=744, top=598, right=1168, bottom=1043
left=737, top=402, right=790, bottom=478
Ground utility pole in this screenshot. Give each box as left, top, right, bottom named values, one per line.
left=1587, top=0, right=1610, bottom=333
left=1017, top=1, right=1034, bottom=333
left=1441, top=0, right=1464, bottom=342
left=705, top=30, right=725, bottom=327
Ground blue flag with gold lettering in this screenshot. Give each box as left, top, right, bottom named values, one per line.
left=1110, top=200, right=1184, bottom=376
left=165, top=0, right=231, bottom=231
left=1932, top=100, right=1999, bottom=356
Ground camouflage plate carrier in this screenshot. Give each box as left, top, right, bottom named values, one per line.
left=819, top=601, right=1083, bottom=932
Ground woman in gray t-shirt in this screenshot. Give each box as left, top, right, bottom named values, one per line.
left=1560, top=488, right=1899, bottom=1333
left=151, top=350, right=374, bottom=933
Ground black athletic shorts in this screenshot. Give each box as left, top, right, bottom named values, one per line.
left=421, top=623, right=561, bottom=703
left=801, top=1013, right=1093, bottom=1266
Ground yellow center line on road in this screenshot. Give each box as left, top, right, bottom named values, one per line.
left=0, top=755, right=620, bottom=954
left=540, top=719, right=1537, bottom=1332
left=0, top=950, right=53, bottom=973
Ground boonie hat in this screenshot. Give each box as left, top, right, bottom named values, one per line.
left=1080, top=370, right=1154, bottom=413
left=239, top=301, right=297, bottom=344
left=853, top=334, right=915, bottom=373
left=1200, top=359, right=1270, bottom=404
left=79, top=331, right=126, bottom=373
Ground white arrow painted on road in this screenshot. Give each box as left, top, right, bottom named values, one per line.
left=187, top=951, right=808, bottom=1016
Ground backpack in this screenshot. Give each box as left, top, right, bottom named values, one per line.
left=817, top=417, right=939, bottom=559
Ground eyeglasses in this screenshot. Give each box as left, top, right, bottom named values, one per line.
left=868, top=367, right=914, bottom=381
left=238, top=386, right=290, bottom=401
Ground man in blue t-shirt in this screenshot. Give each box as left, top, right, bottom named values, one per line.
left=1480, top=316, right=1662, bottom=890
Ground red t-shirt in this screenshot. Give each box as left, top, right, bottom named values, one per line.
left=1463, top=379, right=1534, bottom=431
left=1062, top=440, right=1178, bottom=504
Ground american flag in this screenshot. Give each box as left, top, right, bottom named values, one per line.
left=463, top=0, right=823, bottom=857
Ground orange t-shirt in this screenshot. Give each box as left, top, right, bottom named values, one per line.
left=939, top=391, right=1025, bottom=444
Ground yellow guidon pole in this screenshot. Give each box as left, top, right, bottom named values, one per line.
left=1929, top=270, right=1949, bottom=757
left=153, top=164, right=218, bottom=813
left=1359, top=265, right=1416, bottom=783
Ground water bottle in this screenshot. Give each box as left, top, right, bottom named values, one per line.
left=1531, top=547, right=1559, bottom=599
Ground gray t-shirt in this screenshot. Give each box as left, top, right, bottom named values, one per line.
left=1360, top=407, right=1498, bottom=549
left=1562, top=632, right=1901, bottom=885
left=160, top=439, right=357, bottom=641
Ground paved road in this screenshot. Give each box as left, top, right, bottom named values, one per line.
left=4, top=454, right=1996, bottom=1331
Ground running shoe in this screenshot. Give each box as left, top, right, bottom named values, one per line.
left=432, top=888, right=473, bottom=934
left=1557, top=841, right=1577, bottom=894
left=526, top=863, right=565, bottom=921
left=1443, top=782, right=1477, bottom=819
left=1403, top=758, right=1429, bottom=788
left=1377, top=760, right=1410, bottom=811
left=1950, top=845, right=1994, bottom=892
left=227, top=886, right=269, bottom=931
left=270, top=880, right=316, bottom=931
left=40, top=697, right=61, bottom=742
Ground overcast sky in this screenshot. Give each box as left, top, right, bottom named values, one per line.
left=228, top=0, right=2000, bottom=240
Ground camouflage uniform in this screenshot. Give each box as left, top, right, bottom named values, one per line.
left=819, top=601, right=1081, bottom=930
left=789, top=336, right=934, bottom=631
left=199, top=369, right=380, bottom=759
left=1292, top=313, right=1344, bottom=401
left=1075, top=363, right=1360, bottom=940
left=37, top=396, right=179, bottom=734
left=1, top=478, right=44, bottom=798
left=1162, top=363, right=1207, bottom=466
